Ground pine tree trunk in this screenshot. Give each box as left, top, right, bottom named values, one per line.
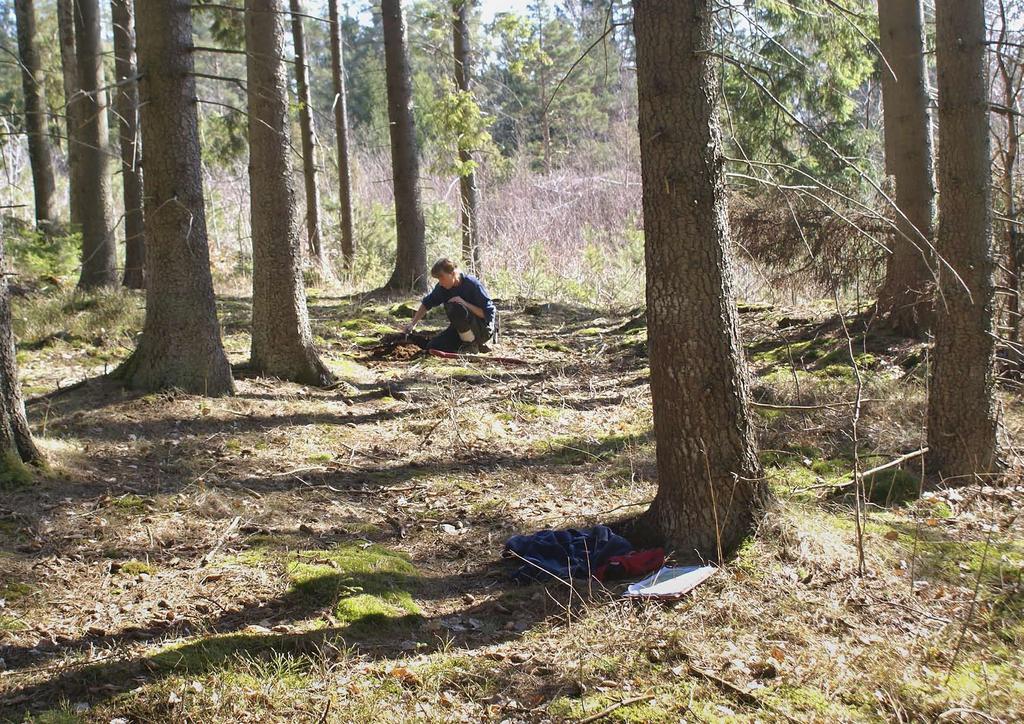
left=73, top=0, right=118, bottom=289
left=328, top=0, right=355, bottom=269
left=14, top=0, right=58, bottom=230
left=382, top=0, right=428, bottom=293
left=452, top=0, right=480, bottom=273
left=0, top=235, right=41, bottom=467
left=289, top=0, right=325, bottom=270
left=245, top=0, right=335, bottom=386
left=633, top=0, right=767, bottom=558
left=116, top=0, right=234, bottom=396
left=110, top=0, right=146, bottom=290
left=875, top=0, right=935, bottom=337
left=56, top=0, right=82, bottom=227
left=927, top=0, right=999, bottom=478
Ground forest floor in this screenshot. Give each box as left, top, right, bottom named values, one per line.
left=1, top=284, right=1023, bottom=723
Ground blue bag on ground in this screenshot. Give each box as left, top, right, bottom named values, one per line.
left=503, top=525, right=633, bottom=583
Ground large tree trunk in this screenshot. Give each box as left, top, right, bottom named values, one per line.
left=110, top=0, right=146, bottom=290
left=73, top=0, right=118, bottom=289
left=56, top=0, right=82, bottom=227
left=14, top=0, right=58, bottom=230
left=633, top=0, right=767, bottom=559
left=289, top=0, right=325, bottom=270
left=0, top=234, right=41, bottom=468
left=875, top=0, right=936, bottom=337
left=452, top=0, right=480, bottom=273
left=245, top=0, right=335, bottom=386
left=382, top=0, right=428, bottom=293
left=116, top=0, right=234, bottom=396
left=926, top=0, right=999, bottom=478
left=328, top=0, right=355, bottom=269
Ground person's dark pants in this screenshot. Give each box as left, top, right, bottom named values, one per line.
left=427, top=302, right=492, bottom=352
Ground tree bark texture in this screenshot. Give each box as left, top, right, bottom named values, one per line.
left=0, top=235, right=41, bottom=467
left=633, top=0, right=767, bottom=559
left=117, top=0, right=234, bottom=396
left=328, top=0, right=355, bottom=268
left=14, top=0, right=58, bottom=229
left=289, top=0, right=325, bottom=268
left=245, top=0, right=334, bottom=386
left=927, top=0, right=999, bottom=478
left=110, top=0, right=146, bottom=289
left=56, top=0, right=82, bottom=227
left=73, top=0, right=118, bottom=289
left=876, top=0, right=935, bottom=337
left=452, top=0, right=480, bottom=273
left=382, top=0, right=428, bottom=293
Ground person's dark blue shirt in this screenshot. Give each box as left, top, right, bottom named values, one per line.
left=422, top=273, right=496, bottom=327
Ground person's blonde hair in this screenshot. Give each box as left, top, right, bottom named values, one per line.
left=430, top=258, right=458, bottom=277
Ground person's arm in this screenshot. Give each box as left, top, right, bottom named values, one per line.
left=403, top=303, right=428, bottom=332
left=449, top=296, right=486, bottom=319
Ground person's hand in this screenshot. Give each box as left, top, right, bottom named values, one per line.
left=449, top=296, right=466, bottom=307
left=395, top=322, right=414, bottom=334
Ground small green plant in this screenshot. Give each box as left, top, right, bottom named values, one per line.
left=863, top=468, right=920, bottom=505
left=6, top=227, right=80, bottom=280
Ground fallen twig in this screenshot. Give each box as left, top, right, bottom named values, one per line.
left=578, top=694, right=654, bottom=723
left=317, top=697, right=332, bottom=724
left=687, top=665, right=798, bottom=722
left=594, top=499, right=653, bottom=517
left=292, top=475, right=427, bottom=495
left=199, top=515, right=242, bottom=567
left=751, top=398, right=880, bottom=410
left=798, top=447, right=929, bottom=492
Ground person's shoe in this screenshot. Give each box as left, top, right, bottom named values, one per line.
left=478, top=343, right=491, bottom=353
left=459, top=342, right=479, bottom=354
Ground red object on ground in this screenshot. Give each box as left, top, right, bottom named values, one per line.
left=594, top=548, right=666, bottom=582
left=427, top=349, right=530, bottom=365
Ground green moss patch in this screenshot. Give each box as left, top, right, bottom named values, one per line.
left=761, top=684, right=867, bottom=720
left=286, top=544, right=422, bottom=630
left=0, top=451, right=34, bottom=489
left=539, top=430, right=651, bottom=465
left=547, top=692, right=670, bottom=722
left=119, top=559, right=155, bottom=576
left=498, top=402, right=560, bottom=421
left=1, top=581, right=35, bottom=601
left=110, top=494, right=150, bottom=513
left=901, top=660, right=1024, bottom=719
left=0, top=614, right=27, bottom=631
left=536, top=341, right=571, bottom=353
left=150, top=632, right=309, bottom=675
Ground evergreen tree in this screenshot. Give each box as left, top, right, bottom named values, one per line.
left=72, top=0, right=117, bottom=289
left=110, top=0, right=146, bottom=289
left=245, top=0, right=335, bottom=384
left=0, top=234, right=41, bottom=470
left=328, top=0, right=356, bottom=268
left=117, top=0, right=234, bottom=396
left=382, top=0, right=428, bottom=293
left=289, top=0, right=326, bottom=270
left=13, top=0, right=57, bottom=229
left=634, top=0, right=768, bottom=556
left=927, top=0, right=1000, bottom=477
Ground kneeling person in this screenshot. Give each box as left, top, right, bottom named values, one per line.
left=403, top=259, right=495, bottom=353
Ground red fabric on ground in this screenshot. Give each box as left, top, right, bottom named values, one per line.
left=594, top=548, right=665, bottom=582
